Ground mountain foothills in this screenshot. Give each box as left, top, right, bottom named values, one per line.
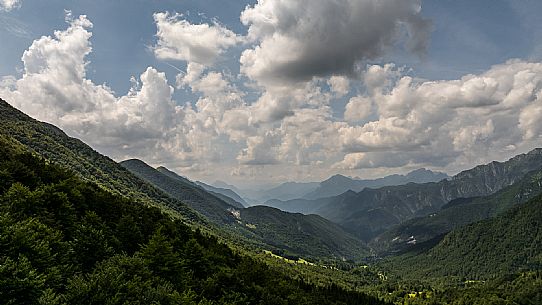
left=383, top=193, right=542, bottom=280
left=3, top=97, right=542, bottom=304
left=120, top=159, right=241, bottom=223
left=121, top=158, right=368, bottom=260
left=239, top=206, right=369, bottom=260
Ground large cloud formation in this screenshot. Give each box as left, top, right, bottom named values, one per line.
left=1, top=3, right=542, bottom=185
left=240, top=0, right=431, bottom=85
left=0, top=14, right=184, bottom=161
left=337, top=61, right=542, bottom=170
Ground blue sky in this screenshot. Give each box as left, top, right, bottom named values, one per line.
left=1, top=0, right=542, bottom=187
left=2, top=0, right=540, bottom=95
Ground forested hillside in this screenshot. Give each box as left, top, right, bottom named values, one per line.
left=382, top=193, right=542, bottom=280
left=240, top=206, right=369, bottom=260
left=0, top=137, right=386, bottom=305
left=0, top=99, right=201, bottom=223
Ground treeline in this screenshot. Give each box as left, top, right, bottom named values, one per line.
left=0, top=145, right=386, bottom=305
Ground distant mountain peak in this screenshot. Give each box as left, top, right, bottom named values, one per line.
left=324, top=174, right=353, bottom=183
left=120, top=158, right=147, bottom=166
left=405, top=168, right=449, bottom=181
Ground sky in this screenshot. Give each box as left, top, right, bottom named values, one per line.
left=1, top=0, right=542, bottom=188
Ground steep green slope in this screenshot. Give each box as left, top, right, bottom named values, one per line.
left=383, top=193, right=542, bottom=280
left=0, top=98, right=200, bottom=222
left=121, top=159, right=238, bottom=224
left=0, top=144, right=387, bottom=305
left=240, top=206, right=370, bottom=261
left=374, top=168, right=542, bottom=253
left=314, top=149, right=542, bottom=240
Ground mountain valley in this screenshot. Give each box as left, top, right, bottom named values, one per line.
left=2, top=97, right=542, bottom=304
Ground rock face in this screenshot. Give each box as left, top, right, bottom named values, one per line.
left=373, top=166, right=542, bottom=254
left=314, top=149, right=542, bottom=241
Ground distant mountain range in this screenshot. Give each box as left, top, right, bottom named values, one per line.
left=259, top=168, right=450, bottom=215
left=303, top=169, right=450, bottom=200
left=219, top=168, right=449, bottom=205
left=256, top=181, right=321, bottom=202
left=211, top=180, right=321, bottom=205
left=262, top=149, right=542, bottom=241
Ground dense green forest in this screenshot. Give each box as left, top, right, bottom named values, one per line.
left=382, top=193, right=542, bottom=280
left=0, top=139, right=388, bottom=305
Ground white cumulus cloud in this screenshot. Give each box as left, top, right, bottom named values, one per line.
left=0, top=14, right=182, bottom=162
left=344, top=96, right=373, bottom=122
left=339, top=60, right=542, bottom=170
left=153, top=12, right=243, bottom=65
